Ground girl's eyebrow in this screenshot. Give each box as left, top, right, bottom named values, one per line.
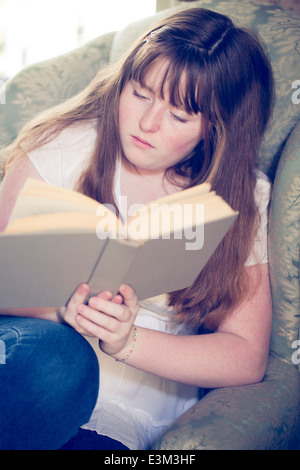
left=132, top=78, right=189, bottom=113
left=132, top=79, right=154, bottom=94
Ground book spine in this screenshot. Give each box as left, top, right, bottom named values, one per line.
left=87, top=239, right=139, bottom=297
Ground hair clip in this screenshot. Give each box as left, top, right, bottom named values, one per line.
left=144, top=30, right=157, bottom=43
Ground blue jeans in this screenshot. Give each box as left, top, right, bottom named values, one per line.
left=0, top=316, right=99, bottom=450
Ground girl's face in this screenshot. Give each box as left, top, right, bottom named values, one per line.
left=118, top=60, right=203, bottom=175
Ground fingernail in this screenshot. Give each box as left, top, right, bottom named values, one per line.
left=78, top=283, right=89, bottom=293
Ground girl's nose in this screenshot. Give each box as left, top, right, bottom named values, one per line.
left=139, top=105, right=162, bottom=133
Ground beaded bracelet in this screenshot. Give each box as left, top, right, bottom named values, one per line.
left=115, top=327, right=138, bottom=363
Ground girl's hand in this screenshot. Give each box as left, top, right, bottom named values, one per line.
left=59, top=283, right=92, bottom=335
left=63, top=283, right=140, bottom=358
left=59, top=283, right=116, bottom=336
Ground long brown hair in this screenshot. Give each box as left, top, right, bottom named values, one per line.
left=3, top=8, right=274, bottom=330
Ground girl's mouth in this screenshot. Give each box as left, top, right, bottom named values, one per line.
left=131, top=136, right=155, bottom=149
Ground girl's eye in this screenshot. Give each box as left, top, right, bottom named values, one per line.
left=172, top=113, right=188, bottom=123
left=133, top=89, right=149, bottom=100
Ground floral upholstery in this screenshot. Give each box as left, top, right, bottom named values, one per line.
left=269, top=122, right=300, bottom=365
left=0, top=31, right=116, bottom=151
left=0, top=0, right=299, bottom=450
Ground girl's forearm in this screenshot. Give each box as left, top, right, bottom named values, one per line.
left=115, top=264, right=272, bottom=389
left=121, top=326, right=268, bottom=389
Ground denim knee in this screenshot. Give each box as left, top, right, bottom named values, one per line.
left=0, top=317, right=99, bottom=449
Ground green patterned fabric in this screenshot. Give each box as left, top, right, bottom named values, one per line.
left=0, top=0, right=299, bottom=450
left=0, top=31, right=115, bottom=149
left=153, top=356, right=300, bottom=450
left=269, top=122, right=300, bottom=365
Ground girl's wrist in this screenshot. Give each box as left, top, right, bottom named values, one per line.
left=113, top=326, right=138, bottom=363
left=55, top=307, right=68, bottom=325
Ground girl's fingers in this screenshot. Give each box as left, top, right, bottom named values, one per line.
left=95, top=290, right=113, bottom=300
left=111, top=293, right=124, bottom=304
left=67, top=284, right=139, bottom=345
left=95, top=289, right=125, bottom=305
left=81, top=297, right=130, bottom=324
left=119, top=284, right=138, bottom=311
left=63, top=283, right=92, bottom=335
left=96, top=291, right=123, bottom=304
left=75, top=313, right=113, bottom=340
left=68, top=283, right=89, bottom=308
left=76, top=305, right=130, bottom=343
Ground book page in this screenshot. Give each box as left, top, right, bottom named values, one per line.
left=126, top=182, right=212, bottom=224
left=5, top=208, right=124, bottom=237
left=126, top=192, right=237, bottom=241
left=6, top=178, right=125, bottom=237
left=8, top=178, right=102, bottom=222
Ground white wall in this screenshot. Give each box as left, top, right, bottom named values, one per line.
left=0, top=0, right=156, bottom=79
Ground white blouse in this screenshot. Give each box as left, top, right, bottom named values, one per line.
left=27, top=121, right=271, bottom=449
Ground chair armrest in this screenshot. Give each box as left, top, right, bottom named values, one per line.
left=268, top=121, right=300, bottom=364
left=152, top=356, right=300, bottom=450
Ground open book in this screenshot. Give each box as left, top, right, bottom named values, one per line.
left=0, top=178, right=238, bottom=308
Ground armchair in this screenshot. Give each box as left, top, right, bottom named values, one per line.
left=0, top=0, right=299, bottom=449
